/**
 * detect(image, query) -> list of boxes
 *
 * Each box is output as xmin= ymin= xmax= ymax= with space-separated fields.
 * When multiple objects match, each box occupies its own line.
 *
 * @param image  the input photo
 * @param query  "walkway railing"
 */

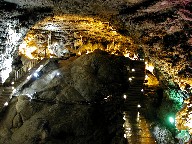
xmin=14 ymin=59 xmax=39 ymax=81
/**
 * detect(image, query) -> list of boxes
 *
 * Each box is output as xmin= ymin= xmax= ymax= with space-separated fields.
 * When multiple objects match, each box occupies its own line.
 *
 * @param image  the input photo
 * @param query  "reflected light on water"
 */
xmin=123 ymin=111 xmax=156 ymax=144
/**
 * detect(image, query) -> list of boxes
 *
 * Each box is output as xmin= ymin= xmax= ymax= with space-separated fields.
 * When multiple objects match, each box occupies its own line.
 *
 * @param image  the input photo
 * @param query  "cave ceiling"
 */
xmin=19 ymin=14 xmax=133 ymax=59
xmin=0 ymin=0 xmax=192 ymax=89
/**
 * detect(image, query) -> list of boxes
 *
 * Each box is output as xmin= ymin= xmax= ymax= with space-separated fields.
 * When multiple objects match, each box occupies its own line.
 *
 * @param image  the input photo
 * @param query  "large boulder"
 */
xmin=0 ymin=51 xmax=129 ymax=144
xmin=18 ymin=50 xmax=129 ymax=102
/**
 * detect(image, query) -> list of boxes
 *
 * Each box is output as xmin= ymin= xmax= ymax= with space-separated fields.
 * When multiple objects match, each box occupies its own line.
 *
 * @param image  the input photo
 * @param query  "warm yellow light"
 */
xmin=146 ymin=63 xmax=154 ymax=74
xmin=19 ymin=35 xmax=38 ymax=59
xmin=19 ymin=14 xmax=136 ymax=59
xmin=78 ymin=51 xmax=81 ymax=55
xmin=145 ymin=73 xmax=159 ymax=86
xmin=133 ymin=54 xmax=138 ymax=60
xmin=124 ymin=53 xmax=130 ymax=58
xmin=26 ymin=46 xmax=37 ymax=59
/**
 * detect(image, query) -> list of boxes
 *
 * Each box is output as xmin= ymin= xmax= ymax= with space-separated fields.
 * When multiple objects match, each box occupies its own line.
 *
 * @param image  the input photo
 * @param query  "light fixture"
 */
xmin=129 ymin=78 xmax=132 ymax=81
xmin=137 ymin=104 xmax=141 ymax=108
xmin=4 ymin=102 xmax=8 ymax=106
xmin=27 ymin=75 xmax=31 ymax=80
xmin=12 ymin=87 xmax=14 ymax=90
xmin=56 ymin=72 xmax=60 ymax=76
xmin=123 ymin=94 xmax=127 ymax=99
xmin=12 ymin=89 xmax=16 ymax=93
xmin=169 ymin=117 xmax=175 ymax=124
xmin=141 ymin=89 xmax=144 ymax=92
xmin=11 ymin=82 xmax=14 ymax=85
xmin=131 ymin=69 xmax=135 ymax=72
xmin=33 ymin=72 xmax=39 ymax=78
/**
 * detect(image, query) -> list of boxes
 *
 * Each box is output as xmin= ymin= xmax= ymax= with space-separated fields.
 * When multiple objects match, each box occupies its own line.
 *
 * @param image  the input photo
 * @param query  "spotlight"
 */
xmin=123 ymin=94 xmax=127 ymax=99
xmin=27 ymin=75 xmax=31 ymax=80
xmin=129 ymin=78 xmax=132 ymax=81
xmin=131 ymin=69 xmax=135 ymax=72
xmin=4 ymin=102 xmax=8 ymax=106
xmin=169 ymin=117 xmax=175 ymax=124
xmin=137 ymin=104 xmax=141 ymax=108
xmin=33 ymin=72 xmax=39 ymax=78
xmin=56 ymin=72 xmax=60 ymax=76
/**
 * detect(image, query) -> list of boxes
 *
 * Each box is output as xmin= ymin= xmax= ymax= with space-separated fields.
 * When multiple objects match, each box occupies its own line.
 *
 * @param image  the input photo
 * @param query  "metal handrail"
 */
xmin=14 ymin=59 xmax=39 ymax=81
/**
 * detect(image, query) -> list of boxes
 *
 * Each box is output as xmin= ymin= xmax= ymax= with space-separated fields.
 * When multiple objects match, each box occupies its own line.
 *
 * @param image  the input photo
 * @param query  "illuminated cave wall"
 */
xmin=0 ymin=1 xmax=191 ymax=88
xmin=18 ymin=14 xmax=135 ymax=59
xmin=0 ymin=1 xmax=192 ymax=134
xmin=1 ymin=19 xmax=23 ymax=83
xmin=0 ymin=5 xmax=24 ymax=83
xmin=0 ymin=2 xmax=52 ymax=83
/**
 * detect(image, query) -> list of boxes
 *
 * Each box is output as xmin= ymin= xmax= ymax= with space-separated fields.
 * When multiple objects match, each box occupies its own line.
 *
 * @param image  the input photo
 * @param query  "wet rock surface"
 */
xmin=0 ymin=51 xmax=129 ymax=144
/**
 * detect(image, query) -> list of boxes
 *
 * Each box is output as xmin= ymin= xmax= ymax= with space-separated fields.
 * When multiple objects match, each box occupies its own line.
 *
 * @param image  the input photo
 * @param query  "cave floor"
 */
xmin=123 ymin=111 xmax=156 ymax=144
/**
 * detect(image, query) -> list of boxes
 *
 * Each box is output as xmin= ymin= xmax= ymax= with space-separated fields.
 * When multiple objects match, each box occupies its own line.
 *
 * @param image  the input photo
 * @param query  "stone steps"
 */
xmin=123 ymin=61 xmax=156 ymax=143
xmin=124 ymin=67 xmax=145 ymax=109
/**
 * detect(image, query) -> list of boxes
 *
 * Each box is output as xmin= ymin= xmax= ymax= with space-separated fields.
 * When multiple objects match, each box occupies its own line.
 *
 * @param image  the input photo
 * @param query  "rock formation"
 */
xmin=0 ymin=50 xmax=129 ymax=144
xmin=0 ymin=0 xmax=192 ymax=143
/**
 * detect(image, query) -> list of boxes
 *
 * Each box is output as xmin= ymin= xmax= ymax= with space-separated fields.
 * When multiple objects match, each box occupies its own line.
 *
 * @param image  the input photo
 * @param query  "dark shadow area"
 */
xmin=118 ymin=0 xmax=161 ymax=15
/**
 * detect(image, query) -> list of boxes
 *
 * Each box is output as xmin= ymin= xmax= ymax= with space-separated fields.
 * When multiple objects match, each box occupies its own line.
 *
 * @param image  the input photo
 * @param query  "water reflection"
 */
xmin=123 ymin=111 xmax=156 ymax=144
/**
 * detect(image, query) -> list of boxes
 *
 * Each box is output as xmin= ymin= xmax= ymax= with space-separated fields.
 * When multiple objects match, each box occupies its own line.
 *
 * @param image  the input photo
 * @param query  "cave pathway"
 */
xmin=0 ymin=58 xmax=50 ymax=110
xmin=123 ymin=60 xmax=156 ymax=144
